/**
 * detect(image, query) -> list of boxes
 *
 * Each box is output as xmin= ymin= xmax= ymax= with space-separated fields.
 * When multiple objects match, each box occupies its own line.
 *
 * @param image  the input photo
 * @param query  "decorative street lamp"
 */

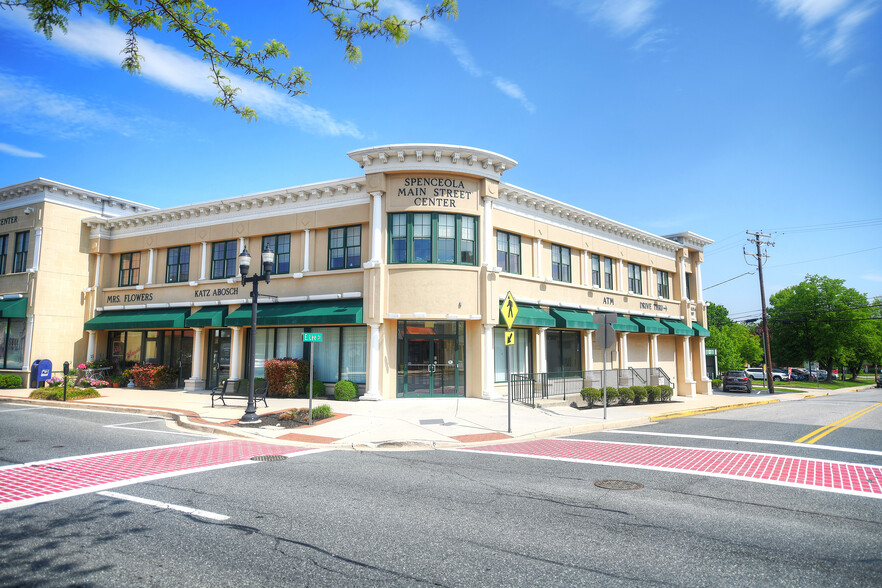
xmin=238 ymin=243 xmax=274 ymax=423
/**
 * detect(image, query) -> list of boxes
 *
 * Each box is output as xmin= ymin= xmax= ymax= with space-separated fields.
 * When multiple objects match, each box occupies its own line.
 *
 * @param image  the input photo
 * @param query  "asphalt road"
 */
xmin=1 ymin=391 xmax=880 ymax=587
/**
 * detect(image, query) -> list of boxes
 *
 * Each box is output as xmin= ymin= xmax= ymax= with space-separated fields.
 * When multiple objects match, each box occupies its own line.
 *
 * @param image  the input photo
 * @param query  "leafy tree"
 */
xmin=726 ymin=323 xmax=763 ymax=366
xmin=708 ymin=325 xmax=740 ymax=372
xmin=706 ymin=301 xmax=732 ymax=329
xmin=768 ymin=275 xmax=872 ymax=381
xmin=4 ymin=0 xmax=458 ymax=120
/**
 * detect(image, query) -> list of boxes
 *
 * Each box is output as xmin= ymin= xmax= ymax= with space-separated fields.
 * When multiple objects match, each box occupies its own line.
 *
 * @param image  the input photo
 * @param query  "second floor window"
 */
xmin=211 ymin=240 xmax=238 ymax=279
xmin=657 ymin=270 xmax=670 ymax=299
xmin=497 ymin=231 xmax=521 ymax=274
xmin=262 ymin=234 xmax=291 ymax=274
xmin=604 ymin=257 xmax=614 ymax=290
xmin=0 ymin=235 xmax=7 ymax=274
xmin=12 ymin=232 xmax=28 ymax=273
xmin=389 ymin=213 xmax=477 ymax=266
xmin=166 ymin=246 xmax=190 ymax=283
xmin=118 ymin=252 xmax=140 ymax=287
xmin=328 ymin=226 xmax=360 ymax=270
xmin=628 ymin=263 xmax=643 ymax=295
xmin=686 ymin=273 xmax=693 ymax=300
xmin=590 ymin=254 xmax=601 ymax=287
xmin=551 ymin=244 xmax=571 ymax=282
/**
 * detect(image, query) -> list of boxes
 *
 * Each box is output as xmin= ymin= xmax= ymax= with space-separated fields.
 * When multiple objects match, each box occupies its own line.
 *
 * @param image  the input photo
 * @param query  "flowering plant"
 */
xmin=77 ymin=364 xmax=86 ymax=370
xmin=46 ymin=377 xmax=65 ymax=387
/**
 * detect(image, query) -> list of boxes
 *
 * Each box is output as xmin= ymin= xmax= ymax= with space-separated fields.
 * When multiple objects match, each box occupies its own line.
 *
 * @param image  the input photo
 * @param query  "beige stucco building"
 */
xmin=1 ymin=144 xmax=713 ymax=399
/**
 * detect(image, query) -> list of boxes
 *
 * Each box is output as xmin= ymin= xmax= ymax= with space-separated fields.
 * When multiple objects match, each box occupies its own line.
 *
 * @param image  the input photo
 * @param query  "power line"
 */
xmin=767 ymin=245 xmax=882 ymax=268
xmin=704 ymin=271 xmax=754 ymax=290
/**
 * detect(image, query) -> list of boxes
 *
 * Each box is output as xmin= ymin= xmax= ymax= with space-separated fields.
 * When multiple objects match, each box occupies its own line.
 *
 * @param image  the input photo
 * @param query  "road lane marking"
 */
xmin=97 ymin=491 xmax=230 ymax=521
xmin=608 ymin=430 xmax=882 ymax=457
xmin=104 ymin=418 xmax=206 ymax=437
xmin=795 ymin=402 xmax=882 ymax=444
xmin=452 ymin=438 xmax=882 ymax=499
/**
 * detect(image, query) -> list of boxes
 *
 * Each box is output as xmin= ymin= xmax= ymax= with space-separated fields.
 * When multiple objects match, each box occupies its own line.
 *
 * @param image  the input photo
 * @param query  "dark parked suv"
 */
xmin=722 ymin=370 xmax=753 ymax=393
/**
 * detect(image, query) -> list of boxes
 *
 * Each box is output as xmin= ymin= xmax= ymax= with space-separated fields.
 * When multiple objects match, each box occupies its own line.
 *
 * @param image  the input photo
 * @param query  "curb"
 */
xmin=649 ymin=398 xmax=781 ymax=421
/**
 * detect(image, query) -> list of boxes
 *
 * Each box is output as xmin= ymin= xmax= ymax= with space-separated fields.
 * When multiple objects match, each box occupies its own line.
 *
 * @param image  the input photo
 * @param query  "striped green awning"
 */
xmin=185 ymin=306 xmax=228 ymax=327
xmin=499 ymin=304 xmax=555 ymax=328
xmin=611 ymin=315 xmax=639 ymax=333
xmin=661 ymin=319 xmax=694 ymax=336
xmin=632 ymin=316 xmax=668 ymax=334
xmin=692 ymin=323 xmax=711 ymax=337
xmin=0 ymin=297 xmax=27 ymax=318
xmin=84 ymin=308 xmax=188 ymax=330
xmin=225 ymin=299 xmax=363 ymax=327
xmin=549 ymin=307 xmax=598 ymax=330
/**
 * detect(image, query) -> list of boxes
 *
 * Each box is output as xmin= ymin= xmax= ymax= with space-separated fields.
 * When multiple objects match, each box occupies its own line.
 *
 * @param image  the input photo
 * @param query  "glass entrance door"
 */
xmin=397 ymin=321 xmax=465 ymax=397
xmin=207 ymin=329 xmax=231 ymax=389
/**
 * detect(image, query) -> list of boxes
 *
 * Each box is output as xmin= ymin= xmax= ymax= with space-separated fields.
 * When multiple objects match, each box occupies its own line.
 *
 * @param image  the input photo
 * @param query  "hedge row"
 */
xmin=580 ymin=385 xmax=673 ymax=407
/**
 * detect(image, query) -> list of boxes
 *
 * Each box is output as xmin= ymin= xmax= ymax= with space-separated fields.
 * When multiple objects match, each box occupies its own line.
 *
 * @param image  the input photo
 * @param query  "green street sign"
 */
xmin=302 ymin=333 xmax=323 ymax=343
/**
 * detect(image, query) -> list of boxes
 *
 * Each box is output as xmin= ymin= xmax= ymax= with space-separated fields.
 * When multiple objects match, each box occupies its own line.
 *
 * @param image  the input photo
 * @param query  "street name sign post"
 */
xmin=302 ymin=332 xmax=322 ymax=424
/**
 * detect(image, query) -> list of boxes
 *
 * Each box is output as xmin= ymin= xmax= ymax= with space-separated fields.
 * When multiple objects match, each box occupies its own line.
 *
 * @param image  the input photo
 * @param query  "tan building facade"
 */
xmin=3 ymin=144 xmax=713 ymax=398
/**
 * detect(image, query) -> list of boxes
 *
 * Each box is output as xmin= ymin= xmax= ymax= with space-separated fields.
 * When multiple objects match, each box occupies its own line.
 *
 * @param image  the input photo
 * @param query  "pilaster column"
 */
xmin=483 ymin=197 xmax=493 ymax=267
xmin=370 ymin=192 xmax=383 ymax=264
xmin=650 ymin=334 xmax=659 ymax=368
xmin=94 ymin=253 xmax=102 ymax=289
xmin=538 ymin=327 xmax=548 ymax=373
xmin=584 ymin=330 xmax=594 ymax=371
xmin=617 ymin=259 xmax=625 ymax=292
xmin=237 ymin=237 xmax=246 ymax=279
xmin=200 ymin=242 xmax=208 ymax=280
xmin=229 ymin=327 xmax=242 ymax=380
xmin=536 ymin=238 xmax=543 ymax=279
xmin=679 ymin=253 xmax=687 ymax=301
xmin=695 ymin=260 xmax=704 ymax=303
xmin=87 ymin=331 xmax=96 ymax=362
xmin=684 ymin=336 xmax=694 ymax=382
xmin=582 ymin=251 xmax=588 ymax=286
xmin=185 ymin=327 xmax=205 ymax=390
xmin=618 ymin=332 xmax=629 ymax=369
xmin=303 ymin=229 xmax=311 ymax=273
xmin=146 ymin=248 xmax=154 ymax=284
xmin=483 ymin=325 xmax=498 ymax=399
xmin=30 ymin=227 xmax=43 ymax=271
xmin=363 ymin=324 xmax=383 ymax=400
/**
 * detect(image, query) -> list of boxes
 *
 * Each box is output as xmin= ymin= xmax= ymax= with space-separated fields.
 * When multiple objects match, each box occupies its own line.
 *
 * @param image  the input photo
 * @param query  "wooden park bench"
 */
xmin=211 ymin=379 xmax=268 ymax=408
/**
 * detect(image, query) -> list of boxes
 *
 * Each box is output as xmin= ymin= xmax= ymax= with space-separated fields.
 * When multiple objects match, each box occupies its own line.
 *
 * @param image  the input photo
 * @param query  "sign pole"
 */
xmin=507 ymin=343 xmax=512 ymax=433
xmin=501 ymin=292 xmax=519 ymax=435
xmin=309 ymin=342 xmax=314 ymax=426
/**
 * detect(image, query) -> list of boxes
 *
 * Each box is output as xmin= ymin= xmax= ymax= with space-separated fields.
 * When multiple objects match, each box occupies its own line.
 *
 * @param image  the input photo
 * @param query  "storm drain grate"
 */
xmin=250 ymin=455 xmax=288 ymax=462
xmin=594 ymin=480 xmax=643 ymax=490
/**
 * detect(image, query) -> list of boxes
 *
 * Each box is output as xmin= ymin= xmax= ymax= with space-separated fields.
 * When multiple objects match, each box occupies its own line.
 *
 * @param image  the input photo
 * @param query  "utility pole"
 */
xmin=745 ymin=231 xmax=775 ymax=394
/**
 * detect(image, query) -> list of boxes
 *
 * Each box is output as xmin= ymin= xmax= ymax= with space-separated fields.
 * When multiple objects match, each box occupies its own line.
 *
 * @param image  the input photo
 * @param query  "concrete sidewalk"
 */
xmin=0 ymin=384 xmax=871 ymax=450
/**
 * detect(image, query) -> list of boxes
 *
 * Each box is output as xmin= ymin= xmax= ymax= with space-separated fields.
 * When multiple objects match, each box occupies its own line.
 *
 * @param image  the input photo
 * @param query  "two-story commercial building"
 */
xmin=2 ymin=144 xmax=712 ymax=398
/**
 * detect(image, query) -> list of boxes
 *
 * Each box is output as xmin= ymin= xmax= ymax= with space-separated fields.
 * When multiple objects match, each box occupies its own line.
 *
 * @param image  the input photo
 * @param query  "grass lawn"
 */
xmin=774 ymin=379 xmax=876 ymax=391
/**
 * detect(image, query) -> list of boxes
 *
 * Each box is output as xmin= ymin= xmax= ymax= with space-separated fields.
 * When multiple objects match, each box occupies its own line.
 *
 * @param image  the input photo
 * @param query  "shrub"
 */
xmin=659 ymin=385 xmax=674 ymax=402
xmin=646 ymin=385 xmax=661 ymax=403
xmin=617 ymin=387 xmax=634 ymax=405
xmin=278 ymin=404 xmax=334 ymax=422
xmin=631 ymin=386 xmax=647 ymax=404
xmin=310 ymin=379 xmax=326 ymax=398
xmin=0 ymin=374 xmax=23 ymax=388
xmin=129 ymin=364 xmax=178 ymax=389
xmin=30 ymin=387 xmax=101 ymax=400
xmin=312 ymin=404 xmax=333 ymax=420
xmin=712 ymin=378 xmax=723 ymax=389
xmin=580 ymin=387 xmax=602 ymax=407
xmin=334 ymin=380 xmax=358 ymax=401
xmin=264 ymin=358 xmax=310 ymax=397
xmin=604 ymin=386 xmax=618 ymax=404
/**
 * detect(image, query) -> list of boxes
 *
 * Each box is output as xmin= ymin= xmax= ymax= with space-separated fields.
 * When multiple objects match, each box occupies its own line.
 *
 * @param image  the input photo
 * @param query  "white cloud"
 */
xmin=384 ymin=0 xmax=534 ymax=111
xmin=558 ymin=0 xmax=659 ymax=35
xmin=861 ymin=273 xmax=882 ymax=283
xmin=0 ymin=9 xmax=361 ymax=137
xmin=764 ymin=0 xmax=879 ymax=63
xmin=0 ymin=142 xmax=44 ymax=158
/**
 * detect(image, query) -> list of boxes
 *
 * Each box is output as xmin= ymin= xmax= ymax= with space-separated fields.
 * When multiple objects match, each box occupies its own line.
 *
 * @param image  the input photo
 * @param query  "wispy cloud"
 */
xmin=384 ymin=0 xmax=536 ymax=112
xmin=763 ymin=0 xmax=880 ymax=63
xmin=861 ymin=273 xmax=882 ymax=283
xmin=0 ymin=9 xmax=361 ymax=137
xmin=0 ymin=142 xmax=44 ymax=158
xmin=554 ymin=0 xmax=667 ymax=52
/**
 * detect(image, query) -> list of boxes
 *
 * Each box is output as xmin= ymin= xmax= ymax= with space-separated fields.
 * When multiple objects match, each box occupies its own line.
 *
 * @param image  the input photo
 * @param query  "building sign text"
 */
xmin=106 ymin=292 xmax=154 ymax=304
xmin=640 ymin=301 xmax=668 ymax=312
xmin=398 ymin=177 xmax=473 ymax=208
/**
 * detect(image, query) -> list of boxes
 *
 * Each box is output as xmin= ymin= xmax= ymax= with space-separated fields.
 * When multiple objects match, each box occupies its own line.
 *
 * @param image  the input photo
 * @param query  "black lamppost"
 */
xmin=238 ymin=244 xmax=274 ymax=423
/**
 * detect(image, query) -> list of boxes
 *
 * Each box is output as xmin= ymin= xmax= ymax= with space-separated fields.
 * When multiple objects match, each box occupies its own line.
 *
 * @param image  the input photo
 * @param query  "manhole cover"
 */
xmin=250 ymin=455 xmax=288 ymax=462
xmin=594 ymin=480 xmax=643 ymax=490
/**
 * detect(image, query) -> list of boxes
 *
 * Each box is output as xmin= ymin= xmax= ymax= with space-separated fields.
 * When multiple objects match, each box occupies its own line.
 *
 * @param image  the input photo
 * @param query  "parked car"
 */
xmin=789 ymin=368 xmax=816 ymax=381
xmin=723 ymin=370 xmax=753 ymax=393
xmin=771 ymin=368 xmax=790 ymax=381
xmin=744 ymin=368 xmax=765 ymax=380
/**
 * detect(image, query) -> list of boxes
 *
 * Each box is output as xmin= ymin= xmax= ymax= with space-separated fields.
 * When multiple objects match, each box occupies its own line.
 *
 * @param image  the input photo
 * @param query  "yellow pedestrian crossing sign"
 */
xmin=502 ymin=291 xmax=518 ymax=330
xmin=505 ymin=330 xmax=515 ymax=346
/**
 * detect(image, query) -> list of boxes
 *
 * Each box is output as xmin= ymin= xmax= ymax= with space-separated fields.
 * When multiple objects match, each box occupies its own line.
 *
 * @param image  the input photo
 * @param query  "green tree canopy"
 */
xmin=706 ymin=301 xmax=732 ymax=329
xmin=4 ymin=0 xmax=458 ymax=120
xmin=704 ymin=302 xmax=763 ymax=373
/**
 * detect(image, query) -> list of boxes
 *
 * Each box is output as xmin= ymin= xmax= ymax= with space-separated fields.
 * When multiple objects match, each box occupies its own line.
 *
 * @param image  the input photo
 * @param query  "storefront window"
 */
xmin=4 ymin=318 xmax=26 ymax=369
xmin=494 ymin=327 xmax=532 ymax=382
xmin=125 ymin=331 xmax=143 ymax=364
xmin=252 ymin=326 xmax=365 ymax=383
xmin=341 ymin=326 xmax=367 ymax=384
xmin=546 ymin=330 xmax=581 ymax=376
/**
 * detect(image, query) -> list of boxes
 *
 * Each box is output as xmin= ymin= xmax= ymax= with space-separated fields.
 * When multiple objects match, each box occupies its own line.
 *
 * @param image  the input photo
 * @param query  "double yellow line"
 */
xmin=796 ymin=402 xmax=882 ymax=444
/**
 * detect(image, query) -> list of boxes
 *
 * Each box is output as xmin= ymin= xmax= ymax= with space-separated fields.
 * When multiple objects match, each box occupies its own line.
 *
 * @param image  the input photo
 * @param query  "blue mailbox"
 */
xmin=30 ymin=359 xmax=52 ymax=388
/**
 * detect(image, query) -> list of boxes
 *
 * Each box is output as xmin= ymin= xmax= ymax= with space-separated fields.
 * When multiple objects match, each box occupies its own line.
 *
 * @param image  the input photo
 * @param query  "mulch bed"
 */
xmin=236 ymin=410 xmax=332 ymax=429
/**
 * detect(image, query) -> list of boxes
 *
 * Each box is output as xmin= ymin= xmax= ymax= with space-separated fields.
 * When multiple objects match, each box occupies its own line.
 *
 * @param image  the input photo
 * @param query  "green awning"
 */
xmin=185 ymin=306 xmax=228 ymax=327
xmin=549 ymin=307 xmax=598 ymax=330
xmin=692 ymin=323 xmax=711 ymax=337
xmin=611 ymin=315 xmax=639 ymax=333
xmin=225 ymin=299 xmax=363 ymax=327
xmin=84 ymin=308 xmax=188 ymax=331
xmin=632 ymin=316 xmax=669 ymax=334
xmin=499 ymin=304 xmax=555 ymax=327
xmin=661 ymin=319 xmax=694 ymax=336
xmin=0 ymin=297 xmax=27 ymax=318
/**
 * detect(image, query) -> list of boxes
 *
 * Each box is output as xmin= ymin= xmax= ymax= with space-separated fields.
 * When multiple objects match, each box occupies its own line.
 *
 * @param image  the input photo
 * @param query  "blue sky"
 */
xmin=1 ymin=0 xmax=880 ymax=319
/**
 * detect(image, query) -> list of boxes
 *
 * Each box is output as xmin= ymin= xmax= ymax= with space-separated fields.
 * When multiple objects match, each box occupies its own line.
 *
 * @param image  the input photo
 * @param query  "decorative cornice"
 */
xmin=0 ymin=178 xmax=156 ymax=216
xmin=497 ymin=182 xmax=682 ymax=255
xmin=347 ymin=144 xmax=517 ymax=180
xmin=662 ymin=231 xmax=714 ymax=250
